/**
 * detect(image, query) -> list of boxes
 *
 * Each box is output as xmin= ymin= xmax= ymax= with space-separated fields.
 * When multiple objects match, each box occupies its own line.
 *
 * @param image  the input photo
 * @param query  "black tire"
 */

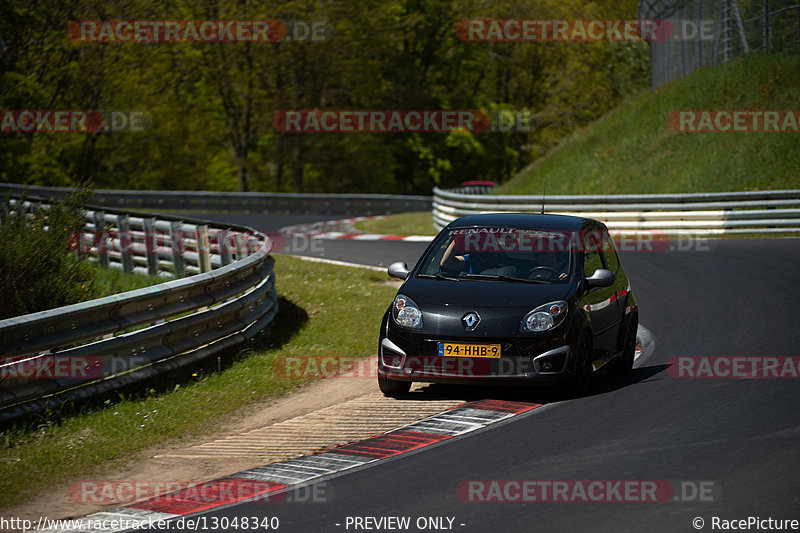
xmin=608 ymin=318 xmax=637 ymax=376
xmin=570 ymin=334 xmax=593 ymax=394
xmin=378 ymin=374 xmax=411 ymax=397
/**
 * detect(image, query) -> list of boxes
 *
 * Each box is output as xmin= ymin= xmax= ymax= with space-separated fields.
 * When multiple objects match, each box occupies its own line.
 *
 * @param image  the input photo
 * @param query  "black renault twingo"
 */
xmin=377 ymin=213 xmax=638 ymax=397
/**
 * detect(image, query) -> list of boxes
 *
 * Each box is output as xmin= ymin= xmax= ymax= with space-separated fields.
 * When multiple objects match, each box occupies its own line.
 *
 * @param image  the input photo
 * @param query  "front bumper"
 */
xmin=378 ymin=335 xmax=575 ymax=386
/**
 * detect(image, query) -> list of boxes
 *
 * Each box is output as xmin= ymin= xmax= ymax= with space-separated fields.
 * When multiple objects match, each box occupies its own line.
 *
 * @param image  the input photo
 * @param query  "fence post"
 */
xmin=170 ymin=220 xmax=184 ymax=277
xmin=117 ymin=214 xmax=134 ymax=274
xmin=143 ymin=217 xmax=159 ymax=276
xmin=763 ymin=0 xmax=771 ymax=49
xmin=698 ymin=0 xmax=704 ymax=66
xmin=93 ymin=210 xmax=109 ymax=267
xmin=218 ymin=229 xmax=233 ymax=266
xmin=732 ymin=0 xmax=750 ymax=53
xmin=235 ymin=233 xmax=249 ymax=259
xmin=196 ymin=224 xmax=211 ymax=273
xmin=680 ymin=0 xmax=687 ymax=78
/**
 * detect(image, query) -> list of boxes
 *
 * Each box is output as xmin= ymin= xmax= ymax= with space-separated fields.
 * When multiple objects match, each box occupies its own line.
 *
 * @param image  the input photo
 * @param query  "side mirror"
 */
xmin=586 ymin=268 xmax=614 ymax=288
xmin=387 ymin=261 xmax=410 ymax=280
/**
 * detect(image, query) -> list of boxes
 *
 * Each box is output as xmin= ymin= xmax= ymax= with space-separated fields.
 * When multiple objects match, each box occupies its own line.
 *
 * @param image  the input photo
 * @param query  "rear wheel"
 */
xmin=378 ymin=373 xmax=411 ymax=397
xmin=608 ymin=318 xmax=637 ymax=376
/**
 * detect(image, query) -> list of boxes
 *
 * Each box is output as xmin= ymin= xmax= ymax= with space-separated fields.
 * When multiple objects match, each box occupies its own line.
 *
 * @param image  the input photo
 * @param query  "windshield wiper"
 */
xmin=464 ymin=274 xmax=549 ymax=284
xmin=418 ymin=273 xmax=461 ymax=281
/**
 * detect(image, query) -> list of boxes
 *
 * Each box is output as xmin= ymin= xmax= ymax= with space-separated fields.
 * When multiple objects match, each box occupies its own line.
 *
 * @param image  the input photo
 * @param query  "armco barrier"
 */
xmin=433 ymin=187 xmax=800 ymax=235
xmin=0 ymin=183 xmax=432 ymax=216
xmin=0 ymin=197 xmax=277 ymax=425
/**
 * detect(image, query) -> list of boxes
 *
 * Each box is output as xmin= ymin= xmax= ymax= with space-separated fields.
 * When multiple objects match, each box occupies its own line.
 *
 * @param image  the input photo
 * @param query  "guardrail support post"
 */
xmin=196 ymin=224 xmax=211 ymax=273
xmin=117 ymin=214 xmax=134 ymax=274
xmin=93 ymin=210 xmax=109 ymax=267
xmin=235 ymin=233 xmax=249 ymax=259
xmin=143 ymin=217 xmax=159 ymax=276
xmin=218 ymin=229 xmax=233 ymax=266
xmin=170 ymin=221 xmax=184 ymax=277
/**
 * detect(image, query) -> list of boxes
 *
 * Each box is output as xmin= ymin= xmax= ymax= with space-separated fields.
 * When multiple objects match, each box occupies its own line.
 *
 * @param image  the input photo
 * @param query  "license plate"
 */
xmin=438 ymin=343 xmax=501 ymax=358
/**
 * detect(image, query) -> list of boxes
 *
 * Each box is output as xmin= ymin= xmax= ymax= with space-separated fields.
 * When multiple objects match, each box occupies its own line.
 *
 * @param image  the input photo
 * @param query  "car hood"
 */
xmin=401 ymin=277 xmax=573 ymax=309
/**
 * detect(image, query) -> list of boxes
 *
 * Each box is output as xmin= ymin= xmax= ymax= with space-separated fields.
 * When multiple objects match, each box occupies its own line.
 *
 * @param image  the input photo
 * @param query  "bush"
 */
xmin=0 ymin=188 xmax=96 ymax=319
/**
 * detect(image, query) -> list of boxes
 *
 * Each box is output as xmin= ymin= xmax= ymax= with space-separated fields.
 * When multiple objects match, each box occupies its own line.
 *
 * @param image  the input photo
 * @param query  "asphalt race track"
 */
xmin=147 ymin=216 xmax=800 ymax=532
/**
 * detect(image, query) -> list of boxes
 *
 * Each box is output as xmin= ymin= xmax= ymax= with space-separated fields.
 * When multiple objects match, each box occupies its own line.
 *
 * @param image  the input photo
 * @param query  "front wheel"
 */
xmin=378 ymin=373 xmax=411 ymax=397
xmin=570 ymin=334 xmax=593 ymax=394
xmin=608 ymin=318 xmax=637 ymax=376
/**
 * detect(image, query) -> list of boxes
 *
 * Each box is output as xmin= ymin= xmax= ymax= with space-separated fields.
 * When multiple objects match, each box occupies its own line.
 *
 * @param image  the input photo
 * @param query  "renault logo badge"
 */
xmin=461 ymin=312 xmax=480 ymax=330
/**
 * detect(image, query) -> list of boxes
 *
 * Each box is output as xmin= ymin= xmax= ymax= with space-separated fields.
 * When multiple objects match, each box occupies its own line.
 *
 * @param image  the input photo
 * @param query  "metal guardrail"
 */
xmin=0 ymin=183 xmax=432 ymax=216
xmin=10 ymin=198 xmax=261 ymax=277
xmin=433 ymin=186 xmax=800 ymax=235
xmin=0 ymin=197 xmax=278 ymax=425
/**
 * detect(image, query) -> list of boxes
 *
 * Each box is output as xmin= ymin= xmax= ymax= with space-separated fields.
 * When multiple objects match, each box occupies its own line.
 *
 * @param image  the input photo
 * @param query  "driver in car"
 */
xmin=528 ymin=251 xmax=568 ymax=280
xmin=440 ymin=239 xmax=510 ymax=274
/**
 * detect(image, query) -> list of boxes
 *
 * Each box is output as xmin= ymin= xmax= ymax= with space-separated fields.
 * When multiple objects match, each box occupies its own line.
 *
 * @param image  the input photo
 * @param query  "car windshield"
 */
xmin=417 ymin=227 xmax=573 ymax=283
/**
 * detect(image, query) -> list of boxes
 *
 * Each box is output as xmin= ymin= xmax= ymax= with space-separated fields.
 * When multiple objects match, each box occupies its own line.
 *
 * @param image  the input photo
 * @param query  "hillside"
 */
xmin=496 ymin=51 xmax=800 ymax=195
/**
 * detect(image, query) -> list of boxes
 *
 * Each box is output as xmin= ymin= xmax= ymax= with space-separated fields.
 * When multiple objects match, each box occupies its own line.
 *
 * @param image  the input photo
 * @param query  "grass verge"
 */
xmin=0 ymin=255 xmax=396 ymax=510
xmin=92 ymin=267 xmax=164 ymax=298
xmin=352 ymin=212 xmax=438 ymax=236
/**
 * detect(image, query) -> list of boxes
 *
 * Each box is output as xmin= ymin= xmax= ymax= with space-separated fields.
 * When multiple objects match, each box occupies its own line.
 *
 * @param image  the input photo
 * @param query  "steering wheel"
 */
xmin=527 ymin=266 xmax=561 ymax=279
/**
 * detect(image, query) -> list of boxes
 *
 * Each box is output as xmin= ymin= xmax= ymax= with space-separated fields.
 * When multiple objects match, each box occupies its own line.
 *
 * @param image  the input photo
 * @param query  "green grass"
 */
xmin=352 ymin=212 xmax=438 ymax=236
xmin=497 ymin=50 xmax=800 ymax=195
xmin=0 ymin=255 xmax=397 ymax=510
xmin=92 ymin=267 xmax=164 ymax=298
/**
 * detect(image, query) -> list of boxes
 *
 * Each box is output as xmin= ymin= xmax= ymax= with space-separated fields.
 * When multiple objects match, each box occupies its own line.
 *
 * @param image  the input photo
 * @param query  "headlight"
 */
xmin=520 ymin=301 xmax=568 ymax=332
xmin=392 ymin=294 xmax=423 ymax=329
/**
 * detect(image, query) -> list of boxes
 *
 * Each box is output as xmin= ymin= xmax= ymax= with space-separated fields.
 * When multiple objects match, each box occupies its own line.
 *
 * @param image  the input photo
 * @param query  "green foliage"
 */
xmin=0 ymin=188 xmax=97 ymax=319
xmin=0 ymin=0 xmax=646 ymax=194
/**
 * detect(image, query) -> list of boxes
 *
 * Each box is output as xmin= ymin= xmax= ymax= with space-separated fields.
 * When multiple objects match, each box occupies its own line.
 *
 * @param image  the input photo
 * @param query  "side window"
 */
xmin=601 ymin=231 xmax=619 ymax=273
xmin=582 ymin=232 xmax=602 ymax=278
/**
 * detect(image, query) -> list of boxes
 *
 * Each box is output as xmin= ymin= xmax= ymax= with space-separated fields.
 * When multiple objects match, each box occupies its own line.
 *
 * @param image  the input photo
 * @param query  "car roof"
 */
xmin=445 ymin=213 xmax=604 ymax=231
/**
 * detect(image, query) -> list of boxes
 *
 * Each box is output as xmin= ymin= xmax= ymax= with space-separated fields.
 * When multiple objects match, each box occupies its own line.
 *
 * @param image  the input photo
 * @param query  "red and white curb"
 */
xmin=308 ymin=231 xmax=433 ymax=242
xmin=280 ymin=216 xmax=434 ymax=244
xmin=37 ymin=399 xmax=540 ymax=532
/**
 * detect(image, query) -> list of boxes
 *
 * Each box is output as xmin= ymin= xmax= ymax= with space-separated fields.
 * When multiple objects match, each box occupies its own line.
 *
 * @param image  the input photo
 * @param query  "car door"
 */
xmin=601 ymin=228 xmax=629 ymax=338
xmin=580 ymin=227 xmax=618 ymax=356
